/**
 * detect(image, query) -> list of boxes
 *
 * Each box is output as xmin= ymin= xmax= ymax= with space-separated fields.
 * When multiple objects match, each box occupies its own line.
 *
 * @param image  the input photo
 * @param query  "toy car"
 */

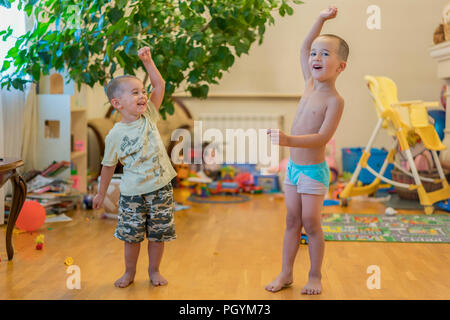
xmin=300 ymin=233 xmax=308 ymax=245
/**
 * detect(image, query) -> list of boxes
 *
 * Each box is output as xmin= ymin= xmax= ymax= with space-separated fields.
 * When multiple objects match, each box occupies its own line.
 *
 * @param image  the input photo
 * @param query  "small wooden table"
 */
xmin=0 ymin=158 xmax=27 ymax=260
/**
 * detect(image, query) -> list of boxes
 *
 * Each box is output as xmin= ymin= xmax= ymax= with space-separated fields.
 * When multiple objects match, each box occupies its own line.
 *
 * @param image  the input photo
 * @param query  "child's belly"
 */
xmin=289 ymin=146 xmax=326 ymax=165
xmin=289 ymin=118 xmax=326 ymax=165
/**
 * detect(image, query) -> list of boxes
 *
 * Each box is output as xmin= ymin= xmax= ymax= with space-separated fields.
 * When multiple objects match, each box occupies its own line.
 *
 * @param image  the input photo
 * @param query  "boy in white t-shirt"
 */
xmin=93 ymin=47 xmax=177 ymax=288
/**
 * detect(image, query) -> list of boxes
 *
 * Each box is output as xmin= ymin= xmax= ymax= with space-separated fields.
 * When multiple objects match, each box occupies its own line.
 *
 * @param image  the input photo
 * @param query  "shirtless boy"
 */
xmin=266 ymin=6 xmax=348 ymax=295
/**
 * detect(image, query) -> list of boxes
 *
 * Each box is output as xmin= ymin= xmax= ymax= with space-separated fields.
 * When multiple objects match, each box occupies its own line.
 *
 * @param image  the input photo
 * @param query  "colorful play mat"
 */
xmin=321 ymin=213 xmax=450 ymax=243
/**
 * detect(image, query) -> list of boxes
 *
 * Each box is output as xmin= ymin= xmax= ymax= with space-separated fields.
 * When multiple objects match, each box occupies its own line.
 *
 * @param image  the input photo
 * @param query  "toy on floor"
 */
xmin=323 ymin=199 xmax=340 ymax=206
xmin=35 ymin=234 xmax=45 ymax=250
xmin=174 ymin=162 xmax=190 ymax=187
xmin=16 ymin=200 xmax=46 ymax=232
xmin=83 ymin=194 xmax=93 ymax=209
xmin=300 ymin=233 xmax=308 ymax=245
xmin=195 ymin=183 xmax=210 ymax=197
xmin=436 ymin=200 xmax=450 ymax=212
xmin=187 ymin=170 xmax=213 ymax=184
xmin=187 ymin=167 xmax=255 ymax=203
xmin=187 ymin=170 xmax=213 ymax=197
xmin=253 ymin=173 xmax=280 ymax=193
xmin=208 ymin=181 xmax=240 ymax=194
xmin=234 ymin=172 xmax=263 ymax=194
xmin=220 ymin=166 xmax=236 ymax=180
xmin=64 ymin=257 xmax=74 ymax=266
xmin=385 ymin=207 xmax=398 ymax=216
xmin=332 ymin=182 xmax=344 ymax=199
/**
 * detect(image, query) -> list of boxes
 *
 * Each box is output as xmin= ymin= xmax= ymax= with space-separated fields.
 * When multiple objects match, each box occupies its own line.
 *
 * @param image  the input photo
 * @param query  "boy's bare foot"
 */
xmin=149 ymin=270 xmax=168 ymax=286
xmin=114 ymin=271 xmax=135 ymax=288
xmin=265 ymin=273 xmax=293 ymax=293
xmin=301 ymin=276 xmax=322 ymax=295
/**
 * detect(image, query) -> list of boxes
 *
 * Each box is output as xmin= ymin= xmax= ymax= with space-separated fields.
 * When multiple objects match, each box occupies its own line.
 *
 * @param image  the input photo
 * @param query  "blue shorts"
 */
xmin=284 ymin=158 xmax=330 ymax=195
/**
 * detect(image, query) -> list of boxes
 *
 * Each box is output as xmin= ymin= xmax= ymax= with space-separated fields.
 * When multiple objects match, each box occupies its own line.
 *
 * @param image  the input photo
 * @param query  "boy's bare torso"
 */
xmin=290 ymin=80 xmax=340 ymax=165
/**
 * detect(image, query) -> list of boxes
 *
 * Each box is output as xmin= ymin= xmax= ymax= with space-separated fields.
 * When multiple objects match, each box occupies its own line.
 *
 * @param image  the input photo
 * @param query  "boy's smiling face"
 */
xmin=309 ymin=36 xmax=346 ymax=81
xmin=112 ymin=78 xmax=148 ymax=120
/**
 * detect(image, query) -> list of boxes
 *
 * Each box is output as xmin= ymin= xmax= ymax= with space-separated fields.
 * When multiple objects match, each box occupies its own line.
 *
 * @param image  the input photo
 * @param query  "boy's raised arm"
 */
xmin=138 ymin=47 xmax=166 ymax=110
xmin=300 ymin=6 xmax=338 ymax=82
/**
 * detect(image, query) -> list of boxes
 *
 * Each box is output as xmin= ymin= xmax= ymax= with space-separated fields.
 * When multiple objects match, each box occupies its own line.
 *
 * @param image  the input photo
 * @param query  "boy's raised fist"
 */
xmin=138 ymin=46 xmax=152 ymax=63
xmin=320 ymin=6 xmax=338 ymax=20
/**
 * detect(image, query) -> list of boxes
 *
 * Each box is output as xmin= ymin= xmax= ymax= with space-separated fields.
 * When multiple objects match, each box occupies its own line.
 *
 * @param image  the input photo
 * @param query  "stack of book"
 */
xmin=14 ymin=161 xmax=81 ymax=216
xmin=2 ymin=161 xmax=83 ymax=224
xmin=26 ymin=192 xmax=80 ymax=214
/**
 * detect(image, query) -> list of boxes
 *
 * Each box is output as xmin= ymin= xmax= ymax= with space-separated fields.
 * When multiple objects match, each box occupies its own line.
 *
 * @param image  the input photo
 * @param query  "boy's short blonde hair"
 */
xmin=320 ymin=34 xmax=349 ymax=62
xmin=106 ymin=75 xmax=141 ymax=103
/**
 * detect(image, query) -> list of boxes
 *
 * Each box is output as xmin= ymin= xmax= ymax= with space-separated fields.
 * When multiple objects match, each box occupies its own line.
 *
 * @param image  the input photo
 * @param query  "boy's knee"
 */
xmin=302 ymin=217 xmax=321 ymax=235
xmin=285 ymin=214 xmax=301 ymax=231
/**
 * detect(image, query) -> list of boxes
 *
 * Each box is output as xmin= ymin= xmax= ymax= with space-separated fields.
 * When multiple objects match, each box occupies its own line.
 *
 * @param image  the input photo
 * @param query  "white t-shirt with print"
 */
xmin=101 ymin=102 xmax=177 ymax=196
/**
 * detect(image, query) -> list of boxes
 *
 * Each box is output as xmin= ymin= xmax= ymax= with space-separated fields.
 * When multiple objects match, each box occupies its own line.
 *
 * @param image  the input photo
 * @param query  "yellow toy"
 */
xmin=340 ymin=75 xmax=450 ymax=214
xmin=35 ymin=234 xmax=44 ymax=250
xmin=64 ymin=257 xmax=74 ymax=266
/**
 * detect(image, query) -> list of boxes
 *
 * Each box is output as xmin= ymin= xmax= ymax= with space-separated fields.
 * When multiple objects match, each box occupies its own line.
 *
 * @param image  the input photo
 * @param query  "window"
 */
xmin=0 ymin=3 xmax=26 ymax=74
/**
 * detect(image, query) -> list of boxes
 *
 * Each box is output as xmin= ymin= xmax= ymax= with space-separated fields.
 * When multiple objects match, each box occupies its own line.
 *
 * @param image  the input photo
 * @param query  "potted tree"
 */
xmin=0 ymin=0 xmax=302 ymax=117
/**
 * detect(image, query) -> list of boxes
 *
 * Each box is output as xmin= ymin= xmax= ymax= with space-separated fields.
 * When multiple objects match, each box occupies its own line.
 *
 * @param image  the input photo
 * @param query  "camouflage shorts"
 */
xmin=114 ymin=183 xmax=176 ymax=243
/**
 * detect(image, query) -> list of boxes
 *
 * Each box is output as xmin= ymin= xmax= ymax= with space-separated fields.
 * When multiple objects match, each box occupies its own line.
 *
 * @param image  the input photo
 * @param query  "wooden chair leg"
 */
xmin=6 ymin=171 xmax=27 ymax=260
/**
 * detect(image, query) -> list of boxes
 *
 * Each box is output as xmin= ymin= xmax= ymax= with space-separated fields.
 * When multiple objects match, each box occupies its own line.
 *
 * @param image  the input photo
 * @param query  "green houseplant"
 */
xmin=0 ymin=0 xmax=302 ymax=117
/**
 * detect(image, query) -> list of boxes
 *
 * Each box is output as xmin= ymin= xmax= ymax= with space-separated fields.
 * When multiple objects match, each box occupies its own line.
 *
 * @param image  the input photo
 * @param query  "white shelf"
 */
xmin=37 ymin=76 xmax=88 ymax=193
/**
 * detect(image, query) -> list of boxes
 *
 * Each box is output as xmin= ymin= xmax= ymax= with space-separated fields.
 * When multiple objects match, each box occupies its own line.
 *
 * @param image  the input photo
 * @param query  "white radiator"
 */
xmin=197 ymin=113 xmax=284 ymax=166
xmin=198 ymin=113 xmax=283 ymax=132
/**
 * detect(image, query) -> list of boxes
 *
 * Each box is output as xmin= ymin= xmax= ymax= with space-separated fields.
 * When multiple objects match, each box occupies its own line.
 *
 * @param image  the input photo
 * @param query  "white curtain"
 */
xmin=21 ymin=83 xmax=38 ymax=171
xmin=0 ymin=86 xmax=32 ymax=224
xmin=1 ymin=87 xmax=28 ymax=160
xmin=0 ymin=5 xmax=28 ymax=224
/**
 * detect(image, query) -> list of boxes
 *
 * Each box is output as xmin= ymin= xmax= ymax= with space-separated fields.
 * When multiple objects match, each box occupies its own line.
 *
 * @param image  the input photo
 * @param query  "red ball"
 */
xmin=16 ymin=200 xmax=46 ymax=232
xmin=36 ymin=243 xmax=43 ymax=250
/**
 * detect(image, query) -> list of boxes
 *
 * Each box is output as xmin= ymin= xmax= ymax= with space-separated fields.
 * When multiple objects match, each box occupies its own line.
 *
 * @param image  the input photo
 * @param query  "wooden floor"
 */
xmin=0 ymin=189 xmax=449 ymax=300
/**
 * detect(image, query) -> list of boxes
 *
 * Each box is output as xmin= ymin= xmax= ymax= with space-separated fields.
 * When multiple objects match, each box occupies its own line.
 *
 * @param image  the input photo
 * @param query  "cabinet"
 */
xmin=36 ymin=72 xmax=88 ymax=193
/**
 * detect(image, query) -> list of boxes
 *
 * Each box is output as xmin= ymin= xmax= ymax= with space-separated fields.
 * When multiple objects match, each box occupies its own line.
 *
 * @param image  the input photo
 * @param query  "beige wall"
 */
xmin=86 ymin=0 xmax=448 ymax=169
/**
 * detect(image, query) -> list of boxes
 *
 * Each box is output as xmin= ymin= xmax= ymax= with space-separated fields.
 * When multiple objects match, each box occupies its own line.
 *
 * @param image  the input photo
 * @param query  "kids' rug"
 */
xmin=321 ymin=213 xmax=450 ymax=243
